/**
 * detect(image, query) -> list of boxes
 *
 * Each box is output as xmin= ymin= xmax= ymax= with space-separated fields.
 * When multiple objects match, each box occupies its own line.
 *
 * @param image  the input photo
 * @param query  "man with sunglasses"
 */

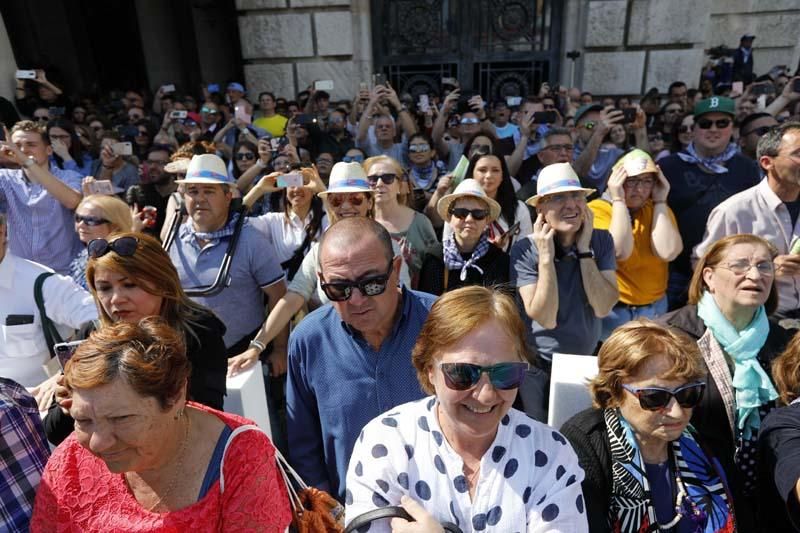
xmin=571 ymin=104 xmax=627 ymax=194
xmin=286 ymin=217 xmax=435 ymax=502
xmin=659 ymin=96 xmax=760 ymax=309
xmin=696 ymin=122 xmax=800 ymax=321
xmin=738 ymin=112 xmax=778 ymax=161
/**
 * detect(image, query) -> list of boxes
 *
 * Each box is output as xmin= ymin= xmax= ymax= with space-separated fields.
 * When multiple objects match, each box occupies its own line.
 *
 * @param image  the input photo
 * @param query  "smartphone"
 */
xmin=359 ymin=82 xmax=368 ymax=92
xmin=441 ymin=77 xmax=458 ymax=87
xmin=142 ymin=206 xmax=157 ymax=228
xmin=16 ymin=70 xmax=36 ymax=80
xmin=112 ymin=141 xmax=133 ymax=156
xmin=54 ymin=340 xmax=84 ymax=370
xmin=419 ymin=94 xmax=430 ymax=113
xmin=752 ymin=84 xmax=776 ymax=96
xmin=277 ymin=172 xmax=304 ymax=188
xmin=372 ymin=72 xmax=387 ymax=87
xmin=234 ymin=104 xmax=251 ymax=125
xmin=169 ymin=110 xmax=188 ymax=120
xmin=620 ymin=108 xmax=637 ymax=124
xmin=207 ymin=83 xmax=220 ymax=93
xmin=506 ymin=96 xmax=522 ymax=107
xmin=793 ymin=78 xmax=800 ymax=93
xmin=532 ymin=111 xmax=557 ymax=124
xmin=314 ymin=80 xmax=334 ymax=91
xmin=161 ymin=84 xmax=176 ymax=93
xmin=87 ymin=179 xmax=115 ymax=195
xmin=295 ymin=114 xmax=317 ymax=126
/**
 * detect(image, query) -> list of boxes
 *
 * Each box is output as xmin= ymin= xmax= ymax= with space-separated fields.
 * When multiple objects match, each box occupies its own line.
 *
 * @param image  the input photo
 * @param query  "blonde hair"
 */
xmin=772 ymin=331 xmax=800 ymax=405
xmin=77 ymin=195 xmax=133 ymax=234
xmin=363 ymin=155 xmax=411 ymax=207
xmin=412 ymin=286 xmax=533 ymax=394
xmin=589 ymin=319 xmax=706 ymax=409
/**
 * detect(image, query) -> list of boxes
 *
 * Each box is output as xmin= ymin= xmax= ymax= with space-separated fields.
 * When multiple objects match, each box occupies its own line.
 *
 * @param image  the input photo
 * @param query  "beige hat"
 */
xmin=525 ymin=162 xmax=595 ymax=207
xmin=174 ymin=154 xmax=233 ymax=184
xmin=164 ymin=157 xmax=191 ymax=174
xmin=317 ymin=162 xmax=372 ymax=198
xmin=436 ymin=179 xmax=501 ymax=221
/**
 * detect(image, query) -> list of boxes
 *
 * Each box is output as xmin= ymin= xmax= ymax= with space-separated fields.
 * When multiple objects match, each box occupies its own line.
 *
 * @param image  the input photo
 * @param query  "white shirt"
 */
xmin=0 ymin=252 xmax=97 ymax=387
xmin=345 ymin=397 xmax=588 ymax=533
xmin=250 ymin=210 xmax=328 ymax=268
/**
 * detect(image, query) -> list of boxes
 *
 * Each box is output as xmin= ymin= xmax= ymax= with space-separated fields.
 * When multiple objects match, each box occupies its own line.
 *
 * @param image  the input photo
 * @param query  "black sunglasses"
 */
xmin=320 ymin=262 xmax=393 ymax=302
xmin=742 ymin=125 xmax=773 ymax=137
xmin=87 ymin=236 xmax=139 ymax=259
xmin=622 ymin=382 xmax=706 ymax=411
xmin=75 ymin=214 xmax=109 ymax=226
xmin=449 ymin=207 xmax=489 ymax=220
xmin=440 ymin=362 xmax=529 ymax=391
xmin=366 ymin=173 xmax=397 ymax=185
xmin=696 ymin=118 xmax=731 ymax=130
xmin=235 ymin=152 xmax=256 ymax=161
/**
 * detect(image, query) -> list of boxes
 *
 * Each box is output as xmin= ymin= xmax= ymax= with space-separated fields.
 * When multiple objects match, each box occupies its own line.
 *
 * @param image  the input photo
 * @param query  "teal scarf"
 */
xmin=697 ymin=291 xmax=777 ymax=440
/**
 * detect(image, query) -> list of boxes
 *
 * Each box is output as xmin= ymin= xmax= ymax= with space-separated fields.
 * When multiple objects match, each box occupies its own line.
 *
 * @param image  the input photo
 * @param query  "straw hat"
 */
xmin=436 ymin=178 xmax=501 ymax=221
xmin=317 ymin=162 xmax=372 ymax=198
xmin=525 ymin=162 xmax=595 ymax=207
xmin=174 ymin=154 xmax=232 ymax=184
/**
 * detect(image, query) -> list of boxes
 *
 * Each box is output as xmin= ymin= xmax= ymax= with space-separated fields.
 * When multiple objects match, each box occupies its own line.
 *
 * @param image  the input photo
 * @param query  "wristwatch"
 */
xmin=576 ymin=251 xmax=594 ymax=260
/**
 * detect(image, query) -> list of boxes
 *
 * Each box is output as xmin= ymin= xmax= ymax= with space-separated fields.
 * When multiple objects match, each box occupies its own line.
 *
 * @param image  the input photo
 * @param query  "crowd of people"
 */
xmin=2 ymin=41 xmax=800 ymax=531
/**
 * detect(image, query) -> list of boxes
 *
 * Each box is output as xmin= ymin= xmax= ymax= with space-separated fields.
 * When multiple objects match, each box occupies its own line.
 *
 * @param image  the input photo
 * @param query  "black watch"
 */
xmin=577 ymin=251 xmax=594 ymax=260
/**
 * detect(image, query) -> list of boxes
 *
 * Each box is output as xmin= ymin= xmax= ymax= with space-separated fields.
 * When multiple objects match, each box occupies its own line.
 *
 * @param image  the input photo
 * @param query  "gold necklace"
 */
xmin=128 ymin=411 xmax=191 ymax=512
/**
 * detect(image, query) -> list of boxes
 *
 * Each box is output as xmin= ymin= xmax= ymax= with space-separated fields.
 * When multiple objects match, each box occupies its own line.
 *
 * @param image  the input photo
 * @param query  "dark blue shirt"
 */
xmin=286 ymin=288 xmax=436 ymax=502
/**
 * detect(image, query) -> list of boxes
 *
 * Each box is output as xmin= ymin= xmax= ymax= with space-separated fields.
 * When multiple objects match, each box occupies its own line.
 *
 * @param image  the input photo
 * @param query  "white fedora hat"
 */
xmin=175 ymin=154 xmax=232 ymax=184
xmin=318 ymin=162 xmax=372 ymax=198
xmin=525 ymin=162 xmax=595 ymax=207
xmin=436 ymin=179 xmax=502 ymax=221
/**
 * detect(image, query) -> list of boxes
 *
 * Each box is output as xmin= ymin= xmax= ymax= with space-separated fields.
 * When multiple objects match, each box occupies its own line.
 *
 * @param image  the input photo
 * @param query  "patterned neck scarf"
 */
xmin=410 ymin=162 xmax=436 ymax=191
xmin=443 ymin=233 xmax=489 ymax=281
xmin=605 ymin=408 xmax=734 ymax=533
xmin=181 ymin=212 xmax=240 ymax=246
xmin=676 ymin=142 xmax=738 ymax=174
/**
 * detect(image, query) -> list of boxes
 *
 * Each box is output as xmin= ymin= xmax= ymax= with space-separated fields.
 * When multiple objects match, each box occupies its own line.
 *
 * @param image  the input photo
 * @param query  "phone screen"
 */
xmin=532 ymin=111 xmax=557 ymax=124
xmin=55 ymin=340 xmax=84 ymax=370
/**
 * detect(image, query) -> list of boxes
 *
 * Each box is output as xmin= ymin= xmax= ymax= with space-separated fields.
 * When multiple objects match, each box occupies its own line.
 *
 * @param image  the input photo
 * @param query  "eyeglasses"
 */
xmin=367 ymin=173 xmax=397 ymax=185
xmin=696 ymin=118 xmax=732 ymax=130
xmin=439 ymin=362 xmax=529 ymax=391
xmin=408 ymin=143 xmax=431 ymax=153
xmin=200 ymin=107 xmax=218 ymax=114
xmin=320 ymin=262 xmax=393 ymax=301
xmin=75 ymin=214 xmax=109 ymax=226
xmin=235 ymin=152 xmax=256 ymax=161
xmin=460 ymin=117 xmax=480 ymax=125
xmin=342 ymin=155 xmax=364 ymax=163
xmin=622 ymin=382 xmax=706 ymax=411
xmin=716 ymin=259 xmax=775 ymax=276
xmin=328 ymin=193 xmax=366 ymax=208
xmin=623 ymin=178 xmax=655 ymax=189
xmin=648 ymin=134 xmax=663 ymax=142
xmin=449 ymin=207 xmax=489 ymax=220
xmin=87 ymin=236 xmax=138 ymax=259
xmin=544 ymin=143 xmax=574 ymax=153
xmin=582 ymin=121 xmax=596 ymax=130
xmin=742 ymin=125 xmax=773 ymax=137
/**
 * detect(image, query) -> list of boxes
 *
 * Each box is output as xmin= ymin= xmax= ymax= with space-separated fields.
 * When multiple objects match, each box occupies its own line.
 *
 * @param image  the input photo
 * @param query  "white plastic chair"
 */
xmin=225 ymin=364 xmax=272 ymax=438
xmin=547 ymin=353 xmax=598 ymax=429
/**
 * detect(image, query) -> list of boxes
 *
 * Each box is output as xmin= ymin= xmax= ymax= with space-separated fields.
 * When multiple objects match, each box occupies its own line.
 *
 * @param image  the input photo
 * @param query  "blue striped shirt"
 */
xmin=0 ymin=164 xmax=82 ymax=274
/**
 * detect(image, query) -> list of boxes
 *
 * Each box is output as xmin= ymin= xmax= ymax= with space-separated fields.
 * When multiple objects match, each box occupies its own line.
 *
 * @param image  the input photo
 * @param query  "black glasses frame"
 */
xmin=320 ymin=262 xmax=394 ymax=302
xmin=622 ymin=382 xmax=706 ymax=411
xmin=87 ymin=236 xmax=139 ymax=259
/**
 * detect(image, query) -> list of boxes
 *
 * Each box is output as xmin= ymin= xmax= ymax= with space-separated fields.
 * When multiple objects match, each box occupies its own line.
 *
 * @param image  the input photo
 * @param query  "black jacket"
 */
xmin=417 ymin=244 xmax=511 ymax=296
xmin=44 ymin=310 xmax=228 ymax=445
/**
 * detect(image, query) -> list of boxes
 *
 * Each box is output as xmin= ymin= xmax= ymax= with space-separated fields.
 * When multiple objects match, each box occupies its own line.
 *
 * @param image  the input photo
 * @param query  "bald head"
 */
xmin=319 ymin=217 xmax=394 ymax=270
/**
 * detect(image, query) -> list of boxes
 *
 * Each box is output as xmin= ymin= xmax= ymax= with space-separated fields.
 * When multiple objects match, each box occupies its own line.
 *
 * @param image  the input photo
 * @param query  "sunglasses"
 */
xmin=320 ymin=262 xmax=393 ymax=301
xmin=408 ymin=143 xmax=431 ymax=153
xmin=75 ymin=214 xmax=109 ymax=226
xmin=328 ymin=193 xmax=366 ymax=208
xmin=460 ymin=117 xmax=480 ymax=125
xmin=440 ymin=362 xmax=529 ymax=391
xmin=622 ymin=382 xmax=706 ymax=411
xmin=678 ymin=125 xmax=692 ymax=134
xmin=449 ymin=207 xmax=489 ymax=220
xmin=367 ymin=173 xmax=397 ymax=185
xmin=235 ymin=152 xmax=256 ymax=161
xmin=200 ymin=107 xmax=218 ymax=114
xmin=582 ymin=121 xmax=596 ymax=130
xmin=742 ymin=125 xmax=773 ymax=137
xmin=696 ymin=118 xmax=731 ymax=130
xmin=342 ymin=155 xmax=364 ymax=163
xmin=87 ymin=236 xmax=138 ymax=259
xmin=623 ymin=178 xmax=655 ymax=189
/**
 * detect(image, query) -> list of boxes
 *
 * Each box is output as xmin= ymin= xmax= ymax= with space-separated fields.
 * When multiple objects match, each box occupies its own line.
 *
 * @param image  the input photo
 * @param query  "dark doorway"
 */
xmin=371 ymin=0 xmax=563 ymax=99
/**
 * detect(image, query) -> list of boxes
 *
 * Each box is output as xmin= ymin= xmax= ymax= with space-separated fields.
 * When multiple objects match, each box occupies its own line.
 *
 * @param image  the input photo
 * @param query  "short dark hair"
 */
xmin=740 ymin=112 xmax=775 ymax=135
xmin=668 ymin=81 xmax=687 ymax=94
xmin=542 ymin=127 xmax=572 ymax=145
xmin=258 ymin=91 xmax=275 ymax=101
xmin=757 ymin=121 xmax=800 ymax=159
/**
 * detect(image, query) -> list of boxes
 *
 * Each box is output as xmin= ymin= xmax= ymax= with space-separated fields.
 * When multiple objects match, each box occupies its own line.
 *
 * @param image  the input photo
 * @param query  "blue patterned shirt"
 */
xmin=286 ymin=288 xmax=436 ymax=502
xmin=0 ymin=163 xmax=82 ymax=274
xmin=0 ymin=377 xmax=50 ymax=532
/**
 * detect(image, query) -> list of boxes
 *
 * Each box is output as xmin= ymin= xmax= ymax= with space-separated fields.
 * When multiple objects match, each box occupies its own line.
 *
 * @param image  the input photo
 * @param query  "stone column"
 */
xmin=0 ymin=12 xmax=18 ymax=101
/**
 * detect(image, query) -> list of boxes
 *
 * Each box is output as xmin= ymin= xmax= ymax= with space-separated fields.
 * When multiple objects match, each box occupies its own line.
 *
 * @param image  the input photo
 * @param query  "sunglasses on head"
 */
xmin=75 ymin=214 xmax=109 ymax=226
xmin=235 ymin=152 xmax=256 ymax=161
xmin=87 ymin=236 xmax=138 ymax=259
xmin=449 ymin=207 xmax=489 ymax=220
xmin=320 ymin=262 xmax=393 ymax=301
xmin=328 ymin=193 xmax=366 ymax=208
xmin=342 ymin=155 xmax=364 ymax=163
xmin=440 ymin=362 xmax=529 ymax=391
xmin=622 ymin=382 xmax=706 ymax=411
xmin=696 ymin=118 xmax=731 ymax=130
xmin=367 ymin=173 xmax=397 ymax=185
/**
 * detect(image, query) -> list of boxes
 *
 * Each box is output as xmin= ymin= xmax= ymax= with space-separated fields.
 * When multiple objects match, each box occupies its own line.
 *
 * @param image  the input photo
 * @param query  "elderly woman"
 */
xmin=345 ymin=286 xmax=587 ymax=532
xmin=68 ymin=194 xmax=134 ymax=290
xmin=561 ymin=320 xmax=734 ymax=532
xmin=418 ymin=179 xmax=509 ymax=296
xmin=659 ymin=234 xmax=791 ymax=531
xmin=31 ymin=318 xmax=292 ymax=530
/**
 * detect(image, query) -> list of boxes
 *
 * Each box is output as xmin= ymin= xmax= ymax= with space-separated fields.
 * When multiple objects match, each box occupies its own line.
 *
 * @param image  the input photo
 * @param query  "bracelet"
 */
xmin=249 ymin=339 xmax=266 ymax=353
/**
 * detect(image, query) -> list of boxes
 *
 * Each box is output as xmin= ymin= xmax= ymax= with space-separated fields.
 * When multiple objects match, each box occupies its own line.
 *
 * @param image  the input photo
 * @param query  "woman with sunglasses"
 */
xmin=658 ymin=233 xmax=791 ymax=531
xmin=418 ymin=179 xmax=509 ymax=296
xmin=47 ymin=118 xmax=94 ymax=177
xmin=365 ymin=155 xmax=438 ymax=288
xmin=345 ymin=286 xmax=588 ymax=532
xmin=561 ymin=320 xmax=734 ymax=533
xmin=342 ymin=147 xmax=366 ymax=165
xmin=406 ymin=132 xmax=445 ymax=201
xmin=659 ymin=114 xmax=694 ymax=162
xmin=44 ymin=233 xmax=228 ymax=444
xmin=68 ymin=195 xmax=134 ymax=290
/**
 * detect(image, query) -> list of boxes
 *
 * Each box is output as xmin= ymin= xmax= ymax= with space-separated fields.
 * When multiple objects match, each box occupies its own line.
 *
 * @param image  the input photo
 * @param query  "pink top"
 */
xmin=30 ymin=403 xmax=292 ymax=532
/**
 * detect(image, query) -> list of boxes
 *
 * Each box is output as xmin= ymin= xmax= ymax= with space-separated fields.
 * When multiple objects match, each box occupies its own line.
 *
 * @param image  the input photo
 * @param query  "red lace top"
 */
xmin=30 ymin=403 xmax=292 ymax=532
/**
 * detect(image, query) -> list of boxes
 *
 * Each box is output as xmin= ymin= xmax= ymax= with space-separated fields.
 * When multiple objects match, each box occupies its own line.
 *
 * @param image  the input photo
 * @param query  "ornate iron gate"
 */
xmin=371 ymin=0 xmax=562 ymax=100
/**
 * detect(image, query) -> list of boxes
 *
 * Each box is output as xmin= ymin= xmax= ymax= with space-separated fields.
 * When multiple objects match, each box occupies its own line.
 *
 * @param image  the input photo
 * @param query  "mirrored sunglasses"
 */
xmin=342 ymin=155 xmax=364 ymax=163
xmin=440 ymin=362 xmax=529 ymax=391
xmin=320 ymin=263 xmax=393 ymax=301
xmin=408 ymin=144 xmax=431 ymax=153
xmin=75 ymin=214 xmax=109 ymax=226
xmin=328 ymin=193 xmax=366 ymax=208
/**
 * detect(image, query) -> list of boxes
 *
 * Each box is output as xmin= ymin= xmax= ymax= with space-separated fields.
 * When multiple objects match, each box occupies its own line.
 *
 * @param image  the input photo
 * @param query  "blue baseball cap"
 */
xmin=227 ymin=82 xmax=245 ymax=93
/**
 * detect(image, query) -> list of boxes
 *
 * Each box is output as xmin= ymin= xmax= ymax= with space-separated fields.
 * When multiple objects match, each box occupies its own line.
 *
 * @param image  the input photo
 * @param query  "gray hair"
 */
xmin=757 ymin=121 xmax=800 ymax=159
xmin=542 ymin=127 xmax=572 ymax=146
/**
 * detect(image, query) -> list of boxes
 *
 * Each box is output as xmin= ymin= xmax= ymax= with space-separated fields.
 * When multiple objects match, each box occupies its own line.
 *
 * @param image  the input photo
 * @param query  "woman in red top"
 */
xmin=31 ymin=318 xmax=291 ymax=532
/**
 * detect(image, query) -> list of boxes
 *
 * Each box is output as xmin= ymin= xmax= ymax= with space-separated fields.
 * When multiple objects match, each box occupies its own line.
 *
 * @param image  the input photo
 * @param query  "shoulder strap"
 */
xmin=345 ymin=506 xmax=463 ymax=533
xmin=34 ymin=272 xmax=62 ymax=358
